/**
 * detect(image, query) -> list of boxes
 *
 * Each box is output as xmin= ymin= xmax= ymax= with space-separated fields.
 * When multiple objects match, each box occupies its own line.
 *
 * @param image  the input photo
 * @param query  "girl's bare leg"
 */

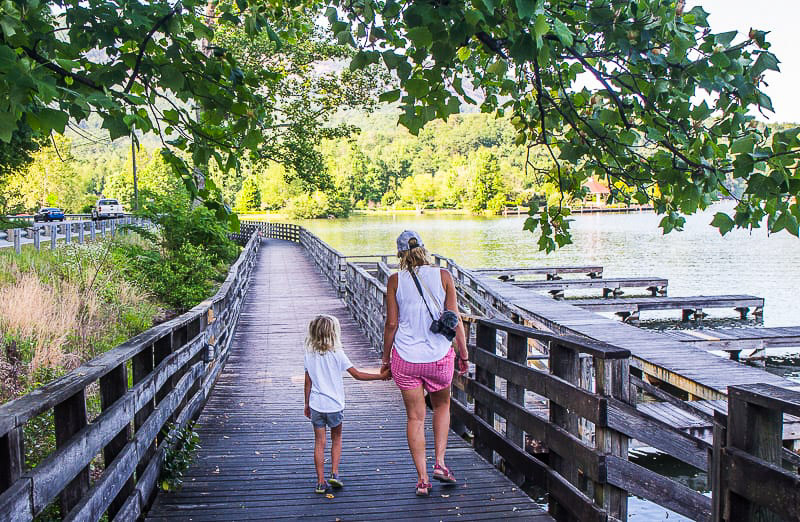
xmin=314 ymin=427 xmax=327 ymax=483
xmin=400 ymin=386 xmax=428 ymax=482
xmin=330 ymin=423 xmax=343 ymax=475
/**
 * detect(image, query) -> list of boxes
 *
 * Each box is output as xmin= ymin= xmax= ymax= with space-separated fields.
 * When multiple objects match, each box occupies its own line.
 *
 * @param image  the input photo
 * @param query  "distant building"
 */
xmin=582 ymin=178 xmax=611 ymax=207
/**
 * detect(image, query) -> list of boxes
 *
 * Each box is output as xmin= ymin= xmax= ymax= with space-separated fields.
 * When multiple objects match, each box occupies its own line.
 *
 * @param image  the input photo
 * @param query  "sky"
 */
xmin=690 ymin=0 xmax=800 ymax=123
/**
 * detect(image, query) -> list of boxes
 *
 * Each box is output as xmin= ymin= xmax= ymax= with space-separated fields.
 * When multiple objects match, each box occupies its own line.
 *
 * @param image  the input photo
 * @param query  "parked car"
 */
xmin=92 ymin=198 xmax=124 ymax=220
xmin=33 ymin=207 xmax=65 ymax=222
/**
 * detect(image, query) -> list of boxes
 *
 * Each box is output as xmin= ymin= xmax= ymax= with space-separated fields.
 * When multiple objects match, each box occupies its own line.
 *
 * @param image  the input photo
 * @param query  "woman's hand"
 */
xmin=456 ymin=355 xmax=469 ymax=376
xmin=304 ymin=404 xmax=311 ymax=418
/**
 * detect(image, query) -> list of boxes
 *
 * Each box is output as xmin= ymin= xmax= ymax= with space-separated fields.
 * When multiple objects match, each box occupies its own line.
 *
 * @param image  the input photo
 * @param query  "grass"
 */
xmin=0 ymin=237 xmax=160 ymax=404
xmin=0 ymin=218 xmax=32 ymax=229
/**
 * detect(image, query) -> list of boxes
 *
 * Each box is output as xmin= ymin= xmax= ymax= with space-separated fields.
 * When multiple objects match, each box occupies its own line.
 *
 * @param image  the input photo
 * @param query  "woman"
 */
xmin=381 ymin=230 xmax=469 ymax=496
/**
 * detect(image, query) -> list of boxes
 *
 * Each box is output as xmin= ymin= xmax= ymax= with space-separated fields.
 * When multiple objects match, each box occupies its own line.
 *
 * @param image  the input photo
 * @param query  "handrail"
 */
xmin=0 ymin=229 xmax=261 ymax=521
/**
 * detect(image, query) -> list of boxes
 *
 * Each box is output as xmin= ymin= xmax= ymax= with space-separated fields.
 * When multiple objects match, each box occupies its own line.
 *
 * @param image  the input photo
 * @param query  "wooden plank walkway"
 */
xmin=472 ymin=265 xmax=603 ymax=279
xmin=147 ymin=239 xmax=549 ymax=521
xmin=476 ymin=275 xmax=799 ymax=401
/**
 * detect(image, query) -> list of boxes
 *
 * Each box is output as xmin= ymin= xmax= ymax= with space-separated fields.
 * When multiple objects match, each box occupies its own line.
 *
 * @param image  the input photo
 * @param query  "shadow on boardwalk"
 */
xmin=146 ymin=239 xmax=548 ymax=521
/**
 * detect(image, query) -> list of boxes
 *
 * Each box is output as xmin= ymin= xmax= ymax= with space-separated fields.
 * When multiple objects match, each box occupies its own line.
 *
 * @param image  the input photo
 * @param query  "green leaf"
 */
xmin=405 ymin=78 xmax=429 ymax=98
xmin=710 ymin=212 xmax=735 ymax=235
xmin=510 ymin=33 xmax=536 ymax=61
xmin=730 ymin=135 xmax=755 ymax=154
xmin=457 ymin=47 xmax=471 ymax=62
xmin=750 ymin=52 xmax=780 ymax=78
xmin=533 ymin=15 xmax=549 ymax=39
xmin=38 ymin=108 xmax=69 ymax=134
xmin=487 ymin=59 xmax=507 ymax=77
xmin=515 ymin=0 xmax=537 ymax=20
xmin=378 ymin=89 xmax=401 ymax=103
xmin=552 ymin=18 xmax=573 ymax=47
xmin=407 ymin=26 xmax=433 ymax=48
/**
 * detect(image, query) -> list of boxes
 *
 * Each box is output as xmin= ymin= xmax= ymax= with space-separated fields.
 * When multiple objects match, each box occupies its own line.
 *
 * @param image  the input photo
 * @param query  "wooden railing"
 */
xmin=0 ymin=230 xmax=261 ymax=522
xmin=711 ymin=384 xmax=800 ymax=522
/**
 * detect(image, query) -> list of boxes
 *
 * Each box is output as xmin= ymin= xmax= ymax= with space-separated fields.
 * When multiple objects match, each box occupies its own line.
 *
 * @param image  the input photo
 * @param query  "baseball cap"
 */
xmin=396 ymin=230 xmax=424 ymax=252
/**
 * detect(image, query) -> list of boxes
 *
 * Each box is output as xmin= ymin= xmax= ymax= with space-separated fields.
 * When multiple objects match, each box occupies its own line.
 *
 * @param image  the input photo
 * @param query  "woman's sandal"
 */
xmin=433 ymin=464 xmax=457 ymax=484
xmin=415 ymin=479 xmax=432 ymax=496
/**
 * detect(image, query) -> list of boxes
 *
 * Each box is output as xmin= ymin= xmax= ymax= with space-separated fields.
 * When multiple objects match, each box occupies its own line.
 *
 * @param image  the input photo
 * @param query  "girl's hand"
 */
xmin=304 ymin=405 xmax=311 ymax=418
xmin=456 ymin=356 xmax=469 ymax=376
xmin=379 ymin=367 xmax=392 ymax=380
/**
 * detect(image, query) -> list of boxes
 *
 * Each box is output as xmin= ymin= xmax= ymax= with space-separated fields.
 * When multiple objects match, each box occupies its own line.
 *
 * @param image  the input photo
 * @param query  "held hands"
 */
xmin=379 ymin=360 xmax=392 ymax=380
xmin=456 ymin=355 xmax=469 ymax=376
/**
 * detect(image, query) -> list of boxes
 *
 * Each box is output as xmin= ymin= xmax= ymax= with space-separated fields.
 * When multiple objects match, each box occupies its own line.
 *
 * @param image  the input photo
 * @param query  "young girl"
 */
xmin=303 ymin=314 xmax=389 ymax=493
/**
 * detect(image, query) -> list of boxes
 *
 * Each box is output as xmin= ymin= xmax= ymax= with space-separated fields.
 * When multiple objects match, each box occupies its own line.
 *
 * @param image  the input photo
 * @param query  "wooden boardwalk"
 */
xmin=147 ymin=240 xmax=549 ymax=521
xmin=665 ymin=326 xmax=800 ymax=351
xmin=476 ymin=275 xmax=799 ymax=401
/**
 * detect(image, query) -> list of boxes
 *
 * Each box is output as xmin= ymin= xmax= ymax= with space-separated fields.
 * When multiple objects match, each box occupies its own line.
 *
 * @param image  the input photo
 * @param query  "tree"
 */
xmin=330 ymin=0 xmax=800 ymax=250
xmin=0 ymin=0 xmax=360 ymax=229
xmin=468 ymin=151 xmax=506 ymax=213
xmin=235 ymin=177 xmax=261 ymax=212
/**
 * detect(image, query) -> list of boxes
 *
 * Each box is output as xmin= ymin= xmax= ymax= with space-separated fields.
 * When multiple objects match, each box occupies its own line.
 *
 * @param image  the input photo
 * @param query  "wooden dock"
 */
xmin=569 ymin=294 xmax=764 ymax=321
xmin=665 ymin=326 xmax=800 ymax=351
xmin=474 ymin=275 xmax=798 ymax=401
xmin=146 ymin=240 xmax=549 ymax=521
xmin=473 ymin=265 xmax=603 ymax=280
xmin=511 ymin=276 xmax=668 ymax=298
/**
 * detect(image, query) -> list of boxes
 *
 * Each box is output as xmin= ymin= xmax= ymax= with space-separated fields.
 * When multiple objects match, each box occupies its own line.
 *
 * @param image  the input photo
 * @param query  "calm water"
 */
xmin=297 ymin=203 xmax=800 ymax=521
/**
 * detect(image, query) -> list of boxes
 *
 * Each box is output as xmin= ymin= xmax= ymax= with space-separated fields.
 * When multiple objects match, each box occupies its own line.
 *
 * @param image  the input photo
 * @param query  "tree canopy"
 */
xmin=1 ymin=0 xmax=798 ymax=249
xmin=330 ymin=0 xmax=800 ymax=249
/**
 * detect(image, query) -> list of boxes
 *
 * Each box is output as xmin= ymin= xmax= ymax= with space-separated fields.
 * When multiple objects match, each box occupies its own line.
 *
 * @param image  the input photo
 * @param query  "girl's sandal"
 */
xmin=433 ymin=464 xmax=457 ymax=484
xmin=415 ymin=479 xmax=432 ymax=496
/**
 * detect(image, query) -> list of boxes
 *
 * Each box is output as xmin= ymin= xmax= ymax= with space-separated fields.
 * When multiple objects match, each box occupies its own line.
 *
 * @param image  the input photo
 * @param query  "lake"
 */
xmin=294 ymin=203 xmax=800 ymax=521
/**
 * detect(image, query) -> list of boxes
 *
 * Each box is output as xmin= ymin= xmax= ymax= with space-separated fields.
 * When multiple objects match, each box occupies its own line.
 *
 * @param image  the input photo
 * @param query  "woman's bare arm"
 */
xmin=382 ymin=273 xmax=399 ymax=366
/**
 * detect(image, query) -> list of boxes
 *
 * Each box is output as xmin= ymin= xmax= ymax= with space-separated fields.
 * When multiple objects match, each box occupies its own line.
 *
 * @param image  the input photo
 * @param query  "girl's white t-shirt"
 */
xmin=304 ymin=348 xmax=353 ymax=413
xmin=393 ymin=265 xmax=453 ymax=363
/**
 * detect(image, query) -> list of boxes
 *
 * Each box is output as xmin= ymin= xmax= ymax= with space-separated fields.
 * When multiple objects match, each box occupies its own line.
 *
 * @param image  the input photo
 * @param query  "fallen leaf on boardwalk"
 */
xmin=376 ymin=468 xmax=380 ymax=471
xmin=490 ymin=497 xmax=496 ymax=501
xmin=252 ymin=470 xmax=257 ymax=473
xmin=326 ymin=494 xmax=335 ymax=499
xmin=441 ymin=494 xmax=450 ymax=498
xmin=223 ymin=435 xmax=229 ymax=439
xmin=511 ymin=487 xmax=517 ymax=491
xmin=239 ymin=402 xmax=244 ymax=406
xmin=512 ymin=507 xmax=519 ymax=512
xmin=212 ymin=467 xmax=220 ymax=474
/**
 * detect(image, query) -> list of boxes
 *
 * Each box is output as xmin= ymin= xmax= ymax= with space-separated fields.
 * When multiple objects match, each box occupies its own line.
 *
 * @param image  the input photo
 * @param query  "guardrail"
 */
xmin=0 ymin=217 xmax=149 ymax=254
xmin=0 ymin=229 xmax=260 ymax=521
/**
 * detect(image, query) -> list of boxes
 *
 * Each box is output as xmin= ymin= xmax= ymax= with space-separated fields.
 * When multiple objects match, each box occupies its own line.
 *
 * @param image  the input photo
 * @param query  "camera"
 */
xmin=430 ymin=310 xmax=459 ymax=341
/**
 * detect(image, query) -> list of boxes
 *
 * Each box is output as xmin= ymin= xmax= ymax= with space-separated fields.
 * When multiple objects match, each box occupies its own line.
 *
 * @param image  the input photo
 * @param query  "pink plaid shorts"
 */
xmin=391 ymin=347 xmax=455 ymax=392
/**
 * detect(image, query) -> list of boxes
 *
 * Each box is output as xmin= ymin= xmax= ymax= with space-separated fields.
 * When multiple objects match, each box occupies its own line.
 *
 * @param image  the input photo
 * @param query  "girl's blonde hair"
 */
xmin=398 ymin=238 xmax=432 ymax=272
xmin=306 ymin=314 xmax=342 ymax=354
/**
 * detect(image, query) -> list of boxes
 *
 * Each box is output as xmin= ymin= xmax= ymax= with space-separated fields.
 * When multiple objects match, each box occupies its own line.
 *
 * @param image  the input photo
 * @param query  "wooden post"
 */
xmin=33 ymin=226 xmax=40 ymax=251
xmin=99 ymin=363 xmax=133 ymax=518
xmin=78 ymin=221 xmax=84 ymax=244
xmin=0 ymin=426 xmax=23 ymax=493
xmin=54 ymin=390 xmax=90 ymax=514
xmin=154 ymin=333 xmax=173 ymax=406
xmin=64 ymin=222 xmax=71 ymax=245
xmin=594 ymin=356 xmax=631 ymax=520
xmin=505 ymin=332 xmax=526 ymax=448
xmin=133 ymin=345 xmax=155 ymax=478
xmin=110 ymin=219 xmax=116 ymax=238
xmin=50 ymin=224 xmax=57 ymax=250
xmin=549 ymin=341 xmax=581 ymax=519
xmin=474 ymin=321 xmax=497 ymax=462
xmin=13 ymin=228 xmax=20 ymax=254
xmin=711 ymin=410 xmax=728 ymax=521
xmin=726 ymin=392 xmax=783 ymax=522
xmin=100 ymin=220 xmax=106 ymax=238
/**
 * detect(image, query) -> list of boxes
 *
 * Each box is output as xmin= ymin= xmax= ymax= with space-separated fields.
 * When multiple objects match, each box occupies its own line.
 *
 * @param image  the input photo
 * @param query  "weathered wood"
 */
xmin=548 ymin=342 xmax=581 ymax=519
xmin=0 ymin=426 xmax=23 ymax=492
xmin=630 ymin=374 xmax=716 ymax=425
xmin=132 ymin=345 xmax=155 ymax=478
xmin=505 ymin=332 xmax=526 ymax=449
xmin=474 ymin=322 xmax=498 ymax=462
xmin=721 ymin=447 xmax=800 ymax=522
xmin=99 ymin=363 xmax=132 ymax=519
xmin=593 ymin=357 xmax=630 ymax=519
xmin=0 ymin=478 xmax=33 ymax=522
xmin=53 ymin=390 xmax=90 ymax=515
xmin=473 ymin=266 xmax=604 ymax=278
xmin=606 ymin=456 xmax=712 ymax=522
xmin=606 ymin=398 xmax=709 ymax=470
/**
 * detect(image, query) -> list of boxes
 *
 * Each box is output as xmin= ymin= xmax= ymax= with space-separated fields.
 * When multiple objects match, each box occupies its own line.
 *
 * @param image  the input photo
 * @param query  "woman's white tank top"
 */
xmin=393 ymin=265 xmax=453 ymax=363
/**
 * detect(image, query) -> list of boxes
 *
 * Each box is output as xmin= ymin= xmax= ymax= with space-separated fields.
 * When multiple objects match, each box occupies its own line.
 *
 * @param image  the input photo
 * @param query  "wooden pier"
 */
xmin=569 ymin=294 xmax=764 ymax=322
xmin=473 ymin=265 xmax=603 ymax=280
xmin=2 ymin=223 xmax=799 ymax=522
xmin=666 ymin=326 xmax=800 ymax=351
xmin=511 ymin=276 xmax=668 ymax=298
xmin=146 ymin=240 xmax=547 ymax=521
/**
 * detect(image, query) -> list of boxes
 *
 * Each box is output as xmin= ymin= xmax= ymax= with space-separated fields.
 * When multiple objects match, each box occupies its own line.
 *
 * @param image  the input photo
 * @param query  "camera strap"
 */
xmin=409 ymin=268 xmax=438 ymax=322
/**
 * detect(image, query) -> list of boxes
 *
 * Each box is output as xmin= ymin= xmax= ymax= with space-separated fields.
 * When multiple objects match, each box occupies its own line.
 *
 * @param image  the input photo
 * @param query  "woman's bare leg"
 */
xmin=429 ymin=386 xmax=451 ymax=467
xmin=330 ymin=423 xmax=343 ymax=475
xmin=400 ymin=386 xmax=428 ymax=482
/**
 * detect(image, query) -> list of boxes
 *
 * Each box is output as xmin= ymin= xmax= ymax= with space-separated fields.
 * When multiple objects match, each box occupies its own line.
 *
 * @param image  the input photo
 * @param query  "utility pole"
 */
xmin=131 ymin=131 xmax=138 ymax=211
